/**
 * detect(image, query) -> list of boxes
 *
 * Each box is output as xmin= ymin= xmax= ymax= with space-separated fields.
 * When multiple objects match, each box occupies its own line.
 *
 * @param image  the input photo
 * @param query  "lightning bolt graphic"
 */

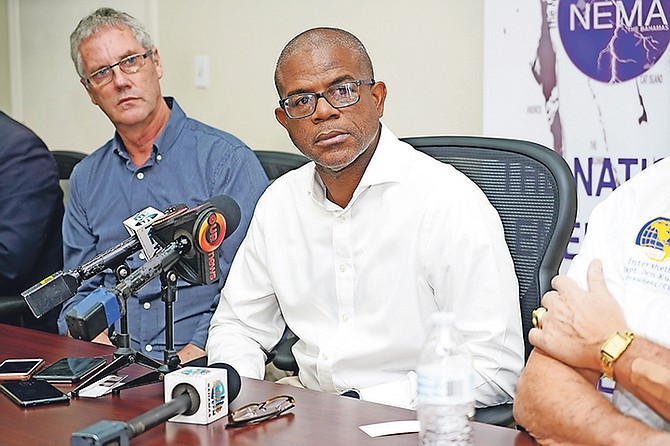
xmin=596 ymin=0 xmax=662 ymax=83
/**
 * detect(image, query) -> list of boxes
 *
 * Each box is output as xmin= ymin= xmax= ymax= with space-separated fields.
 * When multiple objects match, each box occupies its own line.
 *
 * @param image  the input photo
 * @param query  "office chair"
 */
xmin=400 ymin=135 xmax=577 ymax=426
xmin=254 ymin=150 xmax=309 ymax=182
xmin=53 ymin=150 xmax=88 ymax=203
xmin=0 ymin=150 xmax=87 ymax=329
xmin=269 ymin=136 xmax=577 ymax=426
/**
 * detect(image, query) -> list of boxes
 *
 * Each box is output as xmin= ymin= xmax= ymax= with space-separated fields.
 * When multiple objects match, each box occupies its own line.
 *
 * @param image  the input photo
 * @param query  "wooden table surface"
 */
xmin=0 ymin=323 xmax=537 ymax=445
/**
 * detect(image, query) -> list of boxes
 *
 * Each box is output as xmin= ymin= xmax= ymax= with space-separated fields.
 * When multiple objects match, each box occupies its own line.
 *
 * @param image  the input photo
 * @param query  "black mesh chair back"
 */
xmin=400 ymin=136 xmax=577 ymax=360
xmin=254 ymin=150 xmax=309 ymax=181
xmin=52 ymin=150 xmax=88 ymax=204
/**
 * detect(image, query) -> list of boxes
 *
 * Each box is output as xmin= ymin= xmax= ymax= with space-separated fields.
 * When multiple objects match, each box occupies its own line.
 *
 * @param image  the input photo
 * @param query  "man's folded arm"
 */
xmin=513 ymin=349 xmax=669 ymax=446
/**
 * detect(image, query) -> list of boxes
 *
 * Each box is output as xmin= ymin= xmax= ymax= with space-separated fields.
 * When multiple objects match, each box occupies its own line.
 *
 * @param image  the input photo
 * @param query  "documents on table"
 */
xmin=74 ymin=374 xmax=127 ymax=398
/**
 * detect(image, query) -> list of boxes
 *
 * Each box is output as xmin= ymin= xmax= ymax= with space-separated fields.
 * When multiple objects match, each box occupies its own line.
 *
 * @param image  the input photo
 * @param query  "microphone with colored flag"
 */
xmin=70 ymin=363 xmax=242 ymax=445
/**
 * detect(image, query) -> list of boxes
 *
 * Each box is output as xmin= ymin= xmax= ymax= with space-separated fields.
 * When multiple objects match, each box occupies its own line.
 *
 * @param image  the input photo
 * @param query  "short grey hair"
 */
xmin=70 ymin=7 xmax=154 ymax=79
xmin=274 ymin=27 xmax=374 ymax=97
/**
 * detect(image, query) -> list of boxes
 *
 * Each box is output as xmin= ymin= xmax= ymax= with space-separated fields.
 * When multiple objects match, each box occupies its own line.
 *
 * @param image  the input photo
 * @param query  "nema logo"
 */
xmin=558 ymin=0 xmax=670 ymax=82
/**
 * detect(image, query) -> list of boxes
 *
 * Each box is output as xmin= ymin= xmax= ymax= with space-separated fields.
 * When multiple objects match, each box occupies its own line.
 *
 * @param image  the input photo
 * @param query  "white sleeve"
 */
xmin=206 ymin=207 xmax=286 ymax=379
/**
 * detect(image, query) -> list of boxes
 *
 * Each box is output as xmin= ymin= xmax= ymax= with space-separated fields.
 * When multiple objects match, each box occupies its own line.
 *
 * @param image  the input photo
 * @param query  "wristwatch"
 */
xmin=600 ymin=331 xmax=635 ymax=379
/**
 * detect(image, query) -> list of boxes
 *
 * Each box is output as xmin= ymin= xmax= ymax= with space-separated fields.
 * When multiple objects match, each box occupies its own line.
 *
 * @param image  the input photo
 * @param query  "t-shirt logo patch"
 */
xmin=635 ymin=217 xmax=670 ymax=262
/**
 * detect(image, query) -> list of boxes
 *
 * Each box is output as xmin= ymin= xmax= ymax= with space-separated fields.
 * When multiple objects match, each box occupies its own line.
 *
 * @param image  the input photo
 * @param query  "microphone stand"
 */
xmin=71 ymin=263 xmax=164 ymax=397
xmin=111 ymin=268 xmax=182 ymax=394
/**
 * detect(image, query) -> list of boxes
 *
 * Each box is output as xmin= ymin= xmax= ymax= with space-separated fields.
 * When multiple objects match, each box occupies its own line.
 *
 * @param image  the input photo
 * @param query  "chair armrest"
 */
xmin=474 ymin=403 xmax=515 ymax=427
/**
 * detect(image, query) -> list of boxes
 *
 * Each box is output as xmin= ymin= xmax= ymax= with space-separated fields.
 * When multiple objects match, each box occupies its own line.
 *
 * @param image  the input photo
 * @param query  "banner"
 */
xmin=483 ymin=0 xmax=670 ymax=271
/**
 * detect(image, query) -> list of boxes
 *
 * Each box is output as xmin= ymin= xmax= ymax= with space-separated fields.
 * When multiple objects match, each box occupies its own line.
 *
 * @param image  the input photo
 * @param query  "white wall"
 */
xmin=4 ymin=0 xmax=484 ymax=154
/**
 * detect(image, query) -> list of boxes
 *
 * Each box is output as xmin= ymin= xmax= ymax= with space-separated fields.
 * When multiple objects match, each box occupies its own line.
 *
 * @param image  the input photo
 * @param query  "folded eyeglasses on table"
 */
xmin=227 ymin=395 xmax=296 ymax=428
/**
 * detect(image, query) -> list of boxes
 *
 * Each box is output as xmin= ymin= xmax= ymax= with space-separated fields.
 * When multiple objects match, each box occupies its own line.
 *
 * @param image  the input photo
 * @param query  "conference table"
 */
xmin=0 ymin=324 xmax=537 ymax=445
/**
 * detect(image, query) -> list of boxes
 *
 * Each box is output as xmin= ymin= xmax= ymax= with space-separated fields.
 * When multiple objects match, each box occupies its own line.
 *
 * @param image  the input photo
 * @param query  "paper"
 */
xmin=359 ymin=420 xmax=420 ymax=437
xmin=75 ymin=374 xmax=127 ymax=398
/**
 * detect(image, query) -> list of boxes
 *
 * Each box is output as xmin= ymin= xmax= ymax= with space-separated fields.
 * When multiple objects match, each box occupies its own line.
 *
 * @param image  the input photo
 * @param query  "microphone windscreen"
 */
xmin=207 ymin=363 xmax=242 ymax=403
xmin=207 ymin=195 xmax=241 ymax=239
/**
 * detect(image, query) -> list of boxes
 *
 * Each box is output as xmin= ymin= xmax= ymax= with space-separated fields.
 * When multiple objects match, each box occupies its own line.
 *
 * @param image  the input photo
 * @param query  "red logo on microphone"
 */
xmin=197 ymin=211 xmax=226 ymax=253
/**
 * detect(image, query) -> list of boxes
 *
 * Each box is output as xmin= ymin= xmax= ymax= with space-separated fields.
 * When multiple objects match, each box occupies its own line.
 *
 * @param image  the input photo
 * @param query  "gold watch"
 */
xmin=600 ymin=331 xmax=635 ymax=379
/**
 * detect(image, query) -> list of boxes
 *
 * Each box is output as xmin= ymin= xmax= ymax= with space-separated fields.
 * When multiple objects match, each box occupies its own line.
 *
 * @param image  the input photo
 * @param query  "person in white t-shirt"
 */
xmin=514 ymin=157 xmax=670 ymax=445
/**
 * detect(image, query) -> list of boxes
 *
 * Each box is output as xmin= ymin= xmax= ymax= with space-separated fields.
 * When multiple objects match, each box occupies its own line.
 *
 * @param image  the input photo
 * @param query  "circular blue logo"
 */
xmin=558 ymin=0 xmax=670 ymax=82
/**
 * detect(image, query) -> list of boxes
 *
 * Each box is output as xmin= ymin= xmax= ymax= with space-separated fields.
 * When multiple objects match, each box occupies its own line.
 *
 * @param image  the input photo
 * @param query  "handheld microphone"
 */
xmin=70 ymin=364 xmax=241 ymax=445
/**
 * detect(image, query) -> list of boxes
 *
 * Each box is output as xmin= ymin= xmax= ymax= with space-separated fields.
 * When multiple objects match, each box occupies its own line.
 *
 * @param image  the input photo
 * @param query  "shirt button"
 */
xmin=137 ymin=172 xmax=144 ymax=180
xmin=156 ymin=154 xmax=162 ymax=161
xmin=145 ymin=345 xmax=153 ymax=352
xmin=339 ymin=264 xmax=347 ymax=272
xmin=337 ymin=215 xmax=345 ymax=222
xmin=143 ymin=302 xmax=151 ymax=310
xmin=342 ymin=313 xmax=350 ymax=322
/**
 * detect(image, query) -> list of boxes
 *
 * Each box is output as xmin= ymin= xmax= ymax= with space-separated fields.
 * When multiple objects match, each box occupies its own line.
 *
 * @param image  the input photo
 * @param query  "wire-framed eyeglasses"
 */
xmin=279 ymin=79 xmax=375 ymax=119
xmin=227 ymin=395 xmax=296 ymax=428
xmin=85 ymin=50 xmax=153 ymax=88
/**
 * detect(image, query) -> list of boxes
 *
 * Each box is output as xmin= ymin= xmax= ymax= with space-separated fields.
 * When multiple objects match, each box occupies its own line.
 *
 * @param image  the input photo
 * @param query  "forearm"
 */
xmin=514 ymin=350 xmax=664 ymax=446
xmin=610 ymin=338 xmax=670 ymax=422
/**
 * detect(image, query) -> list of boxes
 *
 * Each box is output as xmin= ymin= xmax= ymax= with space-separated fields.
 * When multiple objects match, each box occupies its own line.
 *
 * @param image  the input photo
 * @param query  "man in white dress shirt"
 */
xmin=207 ymin=27 xmax=524 ymax=409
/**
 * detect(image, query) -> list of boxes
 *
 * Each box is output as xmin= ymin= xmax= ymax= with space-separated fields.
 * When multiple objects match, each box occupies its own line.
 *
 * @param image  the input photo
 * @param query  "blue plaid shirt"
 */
xmin=58 ymin=98 xmax=268 ymax=359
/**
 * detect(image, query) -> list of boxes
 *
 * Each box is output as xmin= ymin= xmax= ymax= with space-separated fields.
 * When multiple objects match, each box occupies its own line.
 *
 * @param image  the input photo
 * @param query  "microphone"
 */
xmin=64 ymin=196 xmax=241 ymax=341
xmin=205 ymin=363 xmax=242 ymax=403
xmin=152 ymin=195 xmax=241 ymax=285
xmin=64 ymin=239 xmax=186 ymax=341
xmin=21 ymin=202 xmax=186 ymax=319
xmin=22 ymin=196 xmax=239 ymax=319
xmin=70 ymin=364 xmax=241 ymax=445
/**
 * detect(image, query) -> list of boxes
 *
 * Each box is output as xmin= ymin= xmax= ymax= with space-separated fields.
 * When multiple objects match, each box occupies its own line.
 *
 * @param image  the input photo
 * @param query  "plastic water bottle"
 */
xmin=416 ymin=312 xmax=475 ymax=446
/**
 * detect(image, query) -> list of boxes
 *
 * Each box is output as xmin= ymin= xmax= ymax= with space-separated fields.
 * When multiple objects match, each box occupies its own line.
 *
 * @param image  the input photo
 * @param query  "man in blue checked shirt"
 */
xmin=58 ymin=8 xmax=268 ymax=364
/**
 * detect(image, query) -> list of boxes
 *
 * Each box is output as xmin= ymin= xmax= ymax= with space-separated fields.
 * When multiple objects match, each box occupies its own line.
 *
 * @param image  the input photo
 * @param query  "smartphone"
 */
xmin=33 ymin=356 xmax=107 ymax=384
xmin=0 ymin=379 xmax=69 ymax=407
xmin=0 ymin=358 xmax=44 ymax=381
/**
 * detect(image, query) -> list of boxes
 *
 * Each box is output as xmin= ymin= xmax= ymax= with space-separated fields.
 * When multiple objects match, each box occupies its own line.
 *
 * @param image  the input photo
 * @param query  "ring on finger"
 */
xmin=532 ymin=307 xmax=548 ymax=329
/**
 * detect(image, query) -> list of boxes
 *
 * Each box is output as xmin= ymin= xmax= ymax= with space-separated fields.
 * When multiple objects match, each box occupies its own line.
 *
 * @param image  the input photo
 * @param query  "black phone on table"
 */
xmin=33 ymin=356 xmax=107 ymax=383
xmin=0 ymin=379 xmax=69 ymax=407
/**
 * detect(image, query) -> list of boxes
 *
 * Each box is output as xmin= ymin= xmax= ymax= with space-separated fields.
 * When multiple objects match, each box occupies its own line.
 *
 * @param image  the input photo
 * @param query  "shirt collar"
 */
xmin=358 ymin=122 xmax=404 ymax=188
xmin=309 ymin=122 xmax=404 ymax=208
xmin=112 ymin=97 xmax=184 ymax=165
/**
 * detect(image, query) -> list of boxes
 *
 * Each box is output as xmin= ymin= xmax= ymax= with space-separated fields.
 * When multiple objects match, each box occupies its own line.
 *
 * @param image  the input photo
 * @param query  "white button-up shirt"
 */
xmin=207 ymin=124 xmax=524 ymax=408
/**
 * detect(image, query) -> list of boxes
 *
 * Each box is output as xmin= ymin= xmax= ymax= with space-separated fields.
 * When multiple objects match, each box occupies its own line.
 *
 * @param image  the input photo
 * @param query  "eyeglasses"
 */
xmin=85 ymin=50 xmax=153 ymax=88
xmin=227 ymin=395 xmax=295 ymax=428
xmin=279 ymin=79 xmax=375 ymax=119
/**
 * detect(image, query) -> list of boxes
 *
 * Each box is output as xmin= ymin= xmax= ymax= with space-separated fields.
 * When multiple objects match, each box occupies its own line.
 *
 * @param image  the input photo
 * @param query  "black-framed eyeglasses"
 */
xmin=85 ymin=50 xmax=153 ymax=88
xmin=226 ymin=395 xmax=295 ymax=428
xmin=279 ymin=79 xmax=375 ymax=119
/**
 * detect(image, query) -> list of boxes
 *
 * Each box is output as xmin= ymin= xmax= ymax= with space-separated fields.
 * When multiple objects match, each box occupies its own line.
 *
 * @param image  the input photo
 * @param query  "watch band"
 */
xmin=600 ymin=331 xmax=635 ymax=379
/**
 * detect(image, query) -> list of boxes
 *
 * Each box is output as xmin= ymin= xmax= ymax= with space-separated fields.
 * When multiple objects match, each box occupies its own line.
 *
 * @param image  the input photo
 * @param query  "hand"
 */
xmin=528 ymin=259 xmax=628 ymax=371
xmin=91 ymin=331 xmax=113 ymax=346
xmin=177 ymin=343 xmax=206 ymax=365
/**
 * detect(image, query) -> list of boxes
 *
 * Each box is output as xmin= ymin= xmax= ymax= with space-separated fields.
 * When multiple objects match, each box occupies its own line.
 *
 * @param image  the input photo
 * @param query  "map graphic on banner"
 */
xmin=483 ymin=0 xmax=670 ymax=271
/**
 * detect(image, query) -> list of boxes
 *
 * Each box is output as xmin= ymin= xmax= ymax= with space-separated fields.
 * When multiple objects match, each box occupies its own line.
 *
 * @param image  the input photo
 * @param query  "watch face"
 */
xmin=602 ymin=332 xmax=634 ymax=358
